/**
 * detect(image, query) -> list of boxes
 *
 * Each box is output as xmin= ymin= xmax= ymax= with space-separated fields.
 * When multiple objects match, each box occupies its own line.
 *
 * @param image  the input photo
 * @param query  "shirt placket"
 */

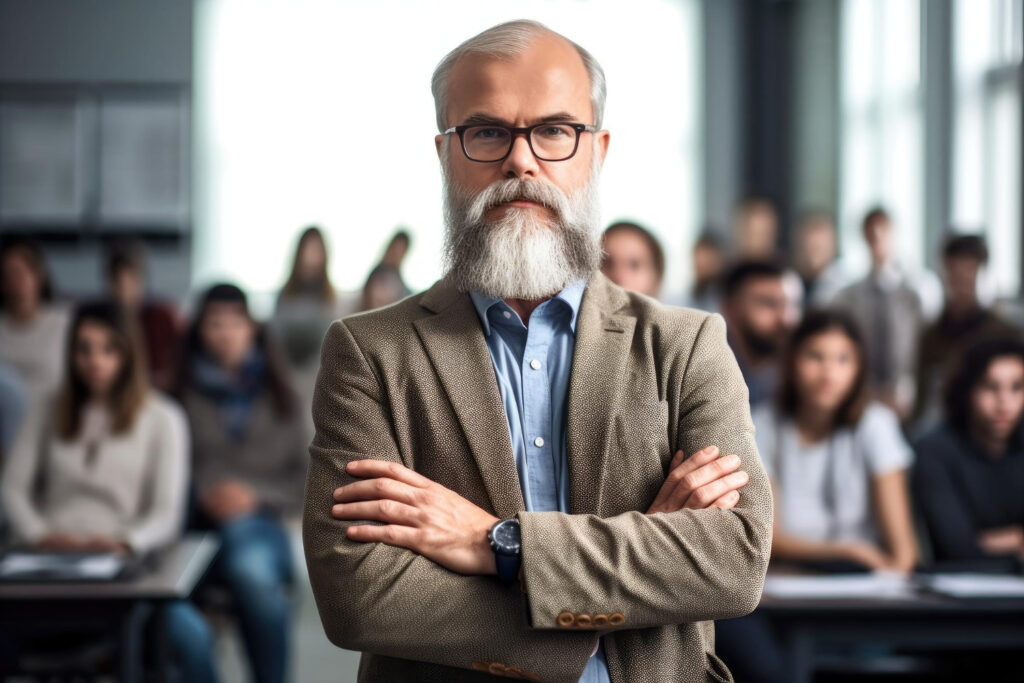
xmin=521 ymin=309 xmax=558 ymax=512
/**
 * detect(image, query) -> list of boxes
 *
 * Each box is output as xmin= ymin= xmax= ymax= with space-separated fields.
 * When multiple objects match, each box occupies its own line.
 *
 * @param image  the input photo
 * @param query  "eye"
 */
xmin=536 ymin=125 xmax=571 ymax=138
xmin=469 ymin=126 xmax=507 ymax=141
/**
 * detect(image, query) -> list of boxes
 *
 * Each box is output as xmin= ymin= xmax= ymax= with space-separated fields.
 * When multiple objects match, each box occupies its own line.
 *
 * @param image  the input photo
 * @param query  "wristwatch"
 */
xmin=488 ymin=518 xmax=522 ymax=582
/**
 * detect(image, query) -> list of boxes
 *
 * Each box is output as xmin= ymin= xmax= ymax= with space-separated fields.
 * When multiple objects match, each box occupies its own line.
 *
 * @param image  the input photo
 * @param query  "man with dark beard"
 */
xmin=721 ymin=261 xmax=792 ymax=407
xmin=303 ymin=20 xmax=772 ymax=683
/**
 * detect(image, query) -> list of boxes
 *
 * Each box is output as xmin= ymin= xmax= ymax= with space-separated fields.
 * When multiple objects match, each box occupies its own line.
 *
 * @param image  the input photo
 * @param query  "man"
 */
xmin=304 ymin=20 xmax=771 ymax=683
xmin=686 ymin=229 xmax=726 ymax=313
xmin=599 ymin=221 xmax=664 ymax=299
xmin=720 ymin=261 xmax=792 ymax=407
xmin=792 ymin=210 xmax=845 ymax=306
xmin=912 ymin=234 xmax=1018 ymax=431
xmin=831 ymin=207 xmax=924 ymax=419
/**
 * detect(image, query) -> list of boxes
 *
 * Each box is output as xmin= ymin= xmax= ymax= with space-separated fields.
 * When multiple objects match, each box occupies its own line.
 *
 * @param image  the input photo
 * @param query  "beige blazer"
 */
xmin=303 ymin=272 xmax=772 ymax=683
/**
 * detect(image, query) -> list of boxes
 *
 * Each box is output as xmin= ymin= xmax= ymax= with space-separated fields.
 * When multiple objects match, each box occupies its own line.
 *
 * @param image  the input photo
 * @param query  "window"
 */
xmin=193 ymin=0 xmax=702 ymax=310
xmin=951 ymin=0 xmax=1023 ymax=297
xmin=839 ymin=0 xmax=923 ymax=276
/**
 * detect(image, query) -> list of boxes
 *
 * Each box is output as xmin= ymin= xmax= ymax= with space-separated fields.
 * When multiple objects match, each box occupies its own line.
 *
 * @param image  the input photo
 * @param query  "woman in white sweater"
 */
xmin=1 ymin=300 xmax=218 ymax=682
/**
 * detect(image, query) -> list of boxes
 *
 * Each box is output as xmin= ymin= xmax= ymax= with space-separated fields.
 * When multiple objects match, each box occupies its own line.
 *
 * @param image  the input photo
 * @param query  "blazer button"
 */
xmin=575 ymin=612 xmax=593 ymax=627
xmin=557 ymin=611 xmax=575 ymax=627
xmin=609 ymin=612 xmax=626 ymax=625
xmin=593 ymin=613 xmax=609 ymax=627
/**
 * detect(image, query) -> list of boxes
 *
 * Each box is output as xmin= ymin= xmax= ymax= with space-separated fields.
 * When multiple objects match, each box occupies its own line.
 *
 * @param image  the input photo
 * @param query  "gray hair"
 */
xmin=430 ymin=19 xmax=607 ymax=133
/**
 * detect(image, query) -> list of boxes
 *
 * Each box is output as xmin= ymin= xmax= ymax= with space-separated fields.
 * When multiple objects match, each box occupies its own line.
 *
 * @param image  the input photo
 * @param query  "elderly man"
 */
xmin=304 ymin=20 xmax=772 ymax=683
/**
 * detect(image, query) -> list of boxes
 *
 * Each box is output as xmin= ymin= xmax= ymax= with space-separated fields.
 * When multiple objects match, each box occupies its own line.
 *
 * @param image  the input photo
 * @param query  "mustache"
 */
xmin=464 ymin=177 xmax=572 ymax=224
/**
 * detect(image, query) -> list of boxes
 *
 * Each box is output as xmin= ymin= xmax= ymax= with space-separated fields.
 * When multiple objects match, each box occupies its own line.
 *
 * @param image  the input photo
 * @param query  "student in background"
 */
xmin=686 ymin=229 xmax=726 ymax=312
xmin=376 ymin=228 xmax=413 ymax=298
xmin=600 ymin=220 xmax=664 ymax=299
xmin=273 ymin=226 xmax=340 ymax=370
xmin=914 ymin=337 xmax=1024 ymax=571
xmin=0 ymin=363 xmax=27 ymax=459
xmin=106 ymin=240 xmax=182 ymax=392
xmin=913 ymin=234 xmax=1019 ymax=432
xmin=0 ymin=239 xmax=70 ymax=401
xmin=358 ymin=264 xmax=408 ymax=312
xmin=731 ymin=196 xmax=780 ymax=262
xmin=755 ymin=309 xmax=917 ymax=572
xmin=831 ymin=207 xmax=925 ymax=419
xmin=0 ymin=301 xmax=216 ymax=681
xmin=177 ymin=283 xmax=307 ymax=683
xmin=793 ymin=210 xmax=845 ymax=306
xmin=721 ymin=261 xmax=794 ymax=406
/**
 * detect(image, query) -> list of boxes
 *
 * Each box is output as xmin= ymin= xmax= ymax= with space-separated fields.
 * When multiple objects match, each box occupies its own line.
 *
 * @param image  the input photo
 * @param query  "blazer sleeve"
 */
xmin=517 ymin=313 xmax=773 ymax=630
xmin=302 ymin=320 xmax=598 ymax=683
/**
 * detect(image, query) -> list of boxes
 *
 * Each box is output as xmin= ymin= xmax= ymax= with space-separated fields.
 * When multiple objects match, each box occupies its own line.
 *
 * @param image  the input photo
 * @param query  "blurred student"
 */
xmin=378 ymin=229 xmax=413 ymax=298
xmin=721 ymin=261 xmax=793 ymax=406
xmin=755 ymin=309 xmax=917 ymax=572
xmin=0 ymin=239 xmax=70 ymax=401
xmin=913 ymin=234 xmax=1018 ymax=431
xmin=914 ymin=337 xmax=1024 ymax=571
xmin=731 ymin=197 xmax=780 ymax=261
xmin=273 ymin=226 xmax=340 ymax=370
xmin=793 ymin=210 xmax=845 ymax=306
xmin=600 ymin=220 xmax=664 ymax=298
xmin=0 ymin=363 xmax=27 ymax=458
xmin=686 ymin=229 xmax=726 ymax=312
xmin=177 ymin=283 xmax=306 ymax=683
xmin=0 ymin=301 xmax=216 ymax=681
xmin=359 ymin=264 xmax=408 ymax=312
xmin=106 ymin=240 xmax=182 ymax=392
xmin=832 ymin=207 xmax=924 ymax=419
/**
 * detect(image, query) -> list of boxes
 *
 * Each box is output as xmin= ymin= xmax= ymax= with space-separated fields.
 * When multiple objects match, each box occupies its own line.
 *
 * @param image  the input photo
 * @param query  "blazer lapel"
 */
xmin=413 ymin=280 xmax=526 ymax=519
xmin=565 ymin=273 xmax=636 ymax=514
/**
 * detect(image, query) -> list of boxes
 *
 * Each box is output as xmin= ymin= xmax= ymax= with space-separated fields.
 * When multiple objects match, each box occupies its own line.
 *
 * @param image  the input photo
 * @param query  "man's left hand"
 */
xmin=331 ymin=460 xmax=500 ymax=576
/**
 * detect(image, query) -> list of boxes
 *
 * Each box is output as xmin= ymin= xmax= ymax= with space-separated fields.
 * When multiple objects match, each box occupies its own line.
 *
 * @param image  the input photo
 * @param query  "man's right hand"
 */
xmin=646 ymin=446 xmax=748 ymax=514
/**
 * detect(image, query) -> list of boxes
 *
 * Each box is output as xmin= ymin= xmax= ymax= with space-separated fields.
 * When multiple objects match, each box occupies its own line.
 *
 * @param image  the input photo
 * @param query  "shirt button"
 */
xmin=533 ymin=437 xmax=545 ymax=448
xmin=529 ymin=359 xmax=541 ymax=370
xmin=503 ymin=311 xmax=512 ymax=319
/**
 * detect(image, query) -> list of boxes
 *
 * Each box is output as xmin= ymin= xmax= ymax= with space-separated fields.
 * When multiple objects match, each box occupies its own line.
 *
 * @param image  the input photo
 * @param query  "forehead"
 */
xmin=444 ymin=33 xmax=593 ymax=126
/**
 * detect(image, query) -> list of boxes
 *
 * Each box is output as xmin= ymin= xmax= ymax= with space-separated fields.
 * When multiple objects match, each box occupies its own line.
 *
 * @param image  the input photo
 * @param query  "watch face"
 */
xmin=493 ymin=520 xmax=521 ymax=552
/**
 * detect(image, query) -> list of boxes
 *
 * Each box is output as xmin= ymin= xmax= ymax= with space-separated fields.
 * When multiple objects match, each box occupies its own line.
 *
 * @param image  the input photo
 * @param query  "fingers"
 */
xmin=346 ymin=460 xmax=435 ymax=488
xmin=346 ymin=522 xmax=420 ymax=549
xmin=683 ymin=469 xmax=749 ymax=509
xmin=333 ymin=476 xmax=422 ymax=505
xmin=648 ymin=446 xmax=717 ymax=513
xmin=710 ymin=490 xmax=741 ymax=510
xmin=332 ymin=498 xmax=421 ymax=526
xmin=662 ymin=452 xmax=740 ymax=511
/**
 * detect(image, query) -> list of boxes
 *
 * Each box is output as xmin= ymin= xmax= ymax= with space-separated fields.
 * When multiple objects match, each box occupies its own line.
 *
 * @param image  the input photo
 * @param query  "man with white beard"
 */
xmin=303 ymin=20 xmax=772 ymax=683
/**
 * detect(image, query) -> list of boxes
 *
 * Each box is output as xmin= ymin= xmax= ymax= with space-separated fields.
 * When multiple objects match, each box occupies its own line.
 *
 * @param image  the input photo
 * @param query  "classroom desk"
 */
xmin=757 ymin=584 xmax=1024 ymax=683
xmin=0 ymin=533 xmax=220 ymax=681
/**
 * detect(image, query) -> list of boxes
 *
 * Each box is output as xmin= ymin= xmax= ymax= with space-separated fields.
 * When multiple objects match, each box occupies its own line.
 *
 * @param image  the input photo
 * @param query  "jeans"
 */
xmin=213 ymin=512 xmax=294 ymax=683
xmin=163 ymin=600 xmax=219 ymax=683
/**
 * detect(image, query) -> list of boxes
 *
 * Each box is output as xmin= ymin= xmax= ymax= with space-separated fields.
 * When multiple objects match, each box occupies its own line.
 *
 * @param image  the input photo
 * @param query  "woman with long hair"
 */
xmin=1 ymin=300 xmax=216 ymax=681
xmin=759 ymin=309 xmax=917 ymax=571
xmin=0 ymin=239 xmax=70 ymax=400
xmin=914 ymin=336 xmax=1024 ymax=570
xmin=178 ymin=283 xmax=307 ymax=683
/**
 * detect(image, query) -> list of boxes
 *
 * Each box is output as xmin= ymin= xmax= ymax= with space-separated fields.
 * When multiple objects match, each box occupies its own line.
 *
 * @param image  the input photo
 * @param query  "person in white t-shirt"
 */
xmin=755 ymin=308 xmax=918 ymax=572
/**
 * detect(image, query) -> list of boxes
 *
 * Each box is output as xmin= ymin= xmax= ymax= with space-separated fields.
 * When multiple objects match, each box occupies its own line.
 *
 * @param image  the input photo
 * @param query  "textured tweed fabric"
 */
xmin=303 ymin=271 xmax=772 ymax=682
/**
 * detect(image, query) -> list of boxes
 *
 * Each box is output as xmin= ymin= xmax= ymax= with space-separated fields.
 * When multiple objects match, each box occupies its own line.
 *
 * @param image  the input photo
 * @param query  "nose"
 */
xmin=500 ymin=133 xmax=539 ymax=180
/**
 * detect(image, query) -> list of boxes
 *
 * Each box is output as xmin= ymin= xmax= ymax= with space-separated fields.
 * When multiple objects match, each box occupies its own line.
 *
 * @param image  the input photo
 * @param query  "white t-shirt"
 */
xmin=753 ymin=401 xmax=913 ymax=544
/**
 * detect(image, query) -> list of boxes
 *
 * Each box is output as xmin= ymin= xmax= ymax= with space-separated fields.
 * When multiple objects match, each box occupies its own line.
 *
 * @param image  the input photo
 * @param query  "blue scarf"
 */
xmin=192 ymin=349 xmax=266 ymax=441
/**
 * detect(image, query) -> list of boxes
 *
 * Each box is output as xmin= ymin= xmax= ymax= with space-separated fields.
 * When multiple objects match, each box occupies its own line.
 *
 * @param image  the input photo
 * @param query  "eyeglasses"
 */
xmin=443 ymin=122 xmax=598 ymax=162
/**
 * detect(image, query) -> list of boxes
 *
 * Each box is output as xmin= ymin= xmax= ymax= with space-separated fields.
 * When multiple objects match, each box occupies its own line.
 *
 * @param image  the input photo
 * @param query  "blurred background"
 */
xmin=0 ymin=0 xmax=1022 ymax=682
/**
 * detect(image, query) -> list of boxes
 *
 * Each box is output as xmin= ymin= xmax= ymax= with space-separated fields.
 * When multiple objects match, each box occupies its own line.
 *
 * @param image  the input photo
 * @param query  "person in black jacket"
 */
xmin=913 ymin=336 xmax=1024 ymax=571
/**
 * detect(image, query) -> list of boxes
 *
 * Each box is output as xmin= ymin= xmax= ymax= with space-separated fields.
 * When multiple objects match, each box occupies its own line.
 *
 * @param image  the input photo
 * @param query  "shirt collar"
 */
xmin=469 ymin=278 xmax=587 ymax=337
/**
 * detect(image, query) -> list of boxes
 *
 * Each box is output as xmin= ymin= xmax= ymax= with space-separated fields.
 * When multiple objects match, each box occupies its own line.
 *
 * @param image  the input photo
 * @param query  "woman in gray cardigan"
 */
xmin=176 ymin=283 xmax=307 ymax=683
xmin=1 ymin=300 xmax=217 ymax=681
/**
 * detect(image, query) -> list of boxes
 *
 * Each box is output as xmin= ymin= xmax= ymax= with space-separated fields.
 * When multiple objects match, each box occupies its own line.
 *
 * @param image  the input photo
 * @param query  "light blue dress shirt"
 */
xmin=470 ymin=279 xmax=611 ymax=683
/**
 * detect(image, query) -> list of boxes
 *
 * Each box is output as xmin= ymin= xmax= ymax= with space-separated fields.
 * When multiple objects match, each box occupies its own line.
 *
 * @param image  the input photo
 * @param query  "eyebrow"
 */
xmin=459 ymin=111 xmax=581 ymax=126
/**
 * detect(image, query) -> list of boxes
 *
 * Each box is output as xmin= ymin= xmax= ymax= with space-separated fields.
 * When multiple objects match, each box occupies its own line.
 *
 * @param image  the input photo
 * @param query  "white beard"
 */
xmin=441 ymin=147 xmax=603 ymax=300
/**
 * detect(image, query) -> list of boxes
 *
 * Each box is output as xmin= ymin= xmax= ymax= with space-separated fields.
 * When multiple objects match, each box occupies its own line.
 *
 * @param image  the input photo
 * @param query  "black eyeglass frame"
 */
xmin=442 ymin=122 xmax=599 ymax=162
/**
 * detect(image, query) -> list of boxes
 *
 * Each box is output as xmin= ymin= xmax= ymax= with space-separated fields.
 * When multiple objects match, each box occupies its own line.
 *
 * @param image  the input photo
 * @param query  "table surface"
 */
xmin=0 ymin=533 xmax=219 ymax=601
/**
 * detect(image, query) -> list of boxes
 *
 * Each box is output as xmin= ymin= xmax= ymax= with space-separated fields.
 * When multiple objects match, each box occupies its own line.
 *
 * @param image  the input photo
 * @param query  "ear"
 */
xmin=595 ymin=129 xmax=611 ymax=164
xmin=435 ymin=134 xmax=445 ymax=158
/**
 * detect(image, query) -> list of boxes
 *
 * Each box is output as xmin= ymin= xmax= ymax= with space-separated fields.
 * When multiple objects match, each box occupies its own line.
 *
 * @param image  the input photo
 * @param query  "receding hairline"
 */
xmin=431 ymin=20 xmax=606 ymax=132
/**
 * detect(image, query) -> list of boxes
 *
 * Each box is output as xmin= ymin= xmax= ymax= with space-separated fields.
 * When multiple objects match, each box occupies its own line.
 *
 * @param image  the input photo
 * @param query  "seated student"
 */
xmin=600 ymin=220 xmax=665 ymax=299
xmin=756 ymin=309 xmax=918 ymax=572
xmin=914 ymin=337 xmax=1024 ymax=570
xmin=0 ymin=301 xmax=216 ymax=681
xmin=176 ymin=284 xmax=307 ymax=683
xmin=0 ymin=239 xmax=70 ymax=402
